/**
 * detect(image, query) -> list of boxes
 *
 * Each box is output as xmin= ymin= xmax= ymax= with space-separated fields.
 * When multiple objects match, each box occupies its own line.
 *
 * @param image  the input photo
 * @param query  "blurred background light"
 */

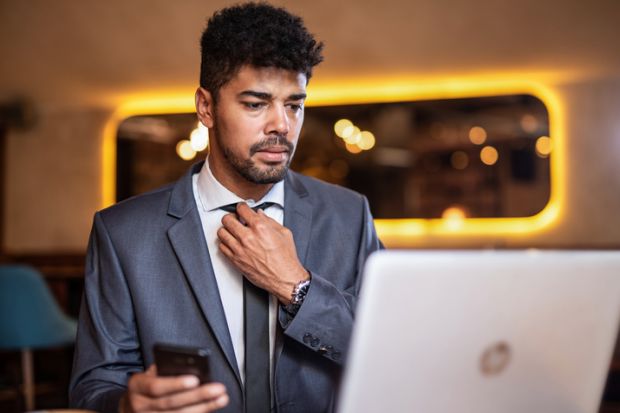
xmin=520 ymin=114 xmax=539 ymax=133
xmin=358 ymin=131 xmax=376 ymax=150
xmin=469 ymin=126 xmax=487 ymax=145
xmin=345 ymin=142 xmax=363 ymax=154
xmin=176 ymin=139 xmax=196 ymax=160
xmin=341 ymin=124 xmax=356 ymax=139
xmin=343 ymin=127 xmax=362 ymax=144
xmin=441 ymin=205 xmax=467 ymax=230
xmin=334 ymin=119 xmax=353 ymax=137
xmin=480 ymin=145 xmax=499 ymax=165
xmin=535 ymin=136 xmax=553 ymax=158
xmin=189 ymin=122 xmax=209 ymax=152
xmin=442 ymin=206 xmax=467 ymax=220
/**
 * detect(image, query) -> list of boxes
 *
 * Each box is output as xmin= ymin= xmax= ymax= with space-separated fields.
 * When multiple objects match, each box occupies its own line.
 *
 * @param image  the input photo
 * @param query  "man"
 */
xmin=69 ymin=3 xmax=382 ymax=413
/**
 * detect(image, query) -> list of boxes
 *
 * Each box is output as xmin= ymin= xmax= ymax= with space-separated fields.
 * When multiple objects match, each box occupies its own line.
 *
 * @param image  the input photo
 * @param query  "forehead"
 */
xmin=222 ymin=65 xmax=307 ymax=96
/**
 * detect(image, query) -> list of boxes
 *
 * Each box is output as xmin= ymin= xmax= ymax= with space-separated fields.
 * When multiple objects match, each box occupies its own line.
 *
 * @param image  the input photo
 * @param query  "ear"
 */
xmin=195 ymin=87 xmax=215 ymax=128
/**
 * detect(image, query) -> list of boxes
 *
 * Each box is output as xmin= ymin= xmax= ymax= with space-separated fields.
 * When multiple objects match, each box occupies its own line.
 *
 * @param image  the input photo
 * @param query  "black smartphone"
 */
xmin=153 ymin=343 xmax=212 ymax=383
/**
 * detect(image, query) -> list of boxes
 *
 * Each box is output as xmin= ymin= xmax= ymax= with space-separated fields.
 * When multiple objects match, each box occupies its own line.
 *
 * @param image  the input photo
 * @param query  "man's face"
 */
xmin=197 ymin=65 xmax=307 ymax=185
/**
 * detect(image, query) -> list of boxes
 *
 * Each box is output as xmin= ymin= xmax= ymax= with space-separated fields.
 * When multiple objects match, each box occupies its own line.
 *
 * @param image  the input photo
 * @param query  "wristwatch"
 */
xmin=284 ymin=278 xmax=311 ymax=316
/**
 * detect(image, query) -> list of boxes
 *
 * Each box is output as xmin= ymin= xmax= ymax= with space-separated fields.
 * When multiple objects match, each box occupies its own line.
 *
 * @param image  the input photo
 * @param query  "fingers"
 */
xmin=217 ymin=230 xmax=238 ymax=261
xmin=176 ymin=392 xmax=229 ymax=413
xmin=220 ymin=206 xmax=271 ymax=248
xmin=126 ymin=370 xmax=229 ymax=412
xmin=130 ymin=371 xmax=199 ymax=398
xmin=235 ymin=202 xmax=257 ymax=224
xmin=221 ymin=212 xmax=248 ymax=237
xmin=150 ymin=382 xmax=228 ymax=411
xmin=217 ymin=227 xmax=254 ymax=278
xmin=238 ymin=203 xmax=279 ymax=225
xmin=217 ymin=221 xmax=244 ymax=253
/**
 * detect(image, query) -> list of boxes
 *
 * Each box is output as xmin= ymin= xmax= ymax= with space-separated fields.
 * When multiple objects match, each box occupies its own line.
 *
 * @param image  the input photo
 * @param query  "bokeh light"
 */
xmin=176 ymin=140 xmax=196 ymax=160
xmin=190 ymin=123 xmax=209 ymax=151
xmin=358 ymin=131 xmax=376 ymax=150
xmin=341 ymin=125 xmax=356 ymax=139
xmin=345 ymin=142 xmax=363 ymax=154
xmin=520 ymin=114 xmax=539 ymax=133
xmin=469 ymin=126 xmax=487 ymax=145
xmin=480 ymin=146 xmax=499 ymax=165
xmin=442 ymin=206 xmax=467 ymax=220
xmin=334 ymin=119 xmax=353 ymax=137
xmin=535 ymin=136 xmax=553 ymax=158
xmin=442 ymin=206 xmax=467 ymax=230
xmin=343 ymin=127 xmax=362 ymax=144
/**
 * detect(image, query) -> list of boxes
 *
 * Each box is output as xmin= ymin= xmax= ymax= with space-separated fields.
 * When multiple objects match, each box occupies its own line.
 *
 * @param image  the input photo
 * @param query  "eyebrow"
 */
xmin=238 ymin=90 xmax=307 ymax=101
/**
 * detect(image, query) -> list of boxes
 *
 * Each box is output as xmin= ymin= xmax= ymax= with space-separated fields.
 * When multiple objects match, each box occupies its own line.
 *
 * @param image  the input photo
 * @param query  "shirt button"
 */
xmin=332 ymin=351 xmax=341 ymax=361
xmin=310 ymin=337 xmax=321 ymax=347
xmin=303 ymin=333 xmax=313 ymax=344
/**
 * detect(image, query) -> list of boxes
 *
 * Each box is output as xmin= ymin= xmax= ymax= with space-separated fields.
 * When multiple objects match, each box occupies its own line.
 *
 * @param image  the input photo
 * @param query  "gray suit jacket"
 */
xmin=69 ymin=162 xmax=382 ymax=413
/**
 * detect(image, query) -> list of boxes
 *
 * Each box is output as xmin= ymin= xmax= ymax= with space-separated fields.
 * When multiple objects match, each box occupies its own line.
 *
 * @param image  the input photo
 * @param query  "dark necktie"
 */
xmin=218 ymin=202 xmax=275 ymax=214
xmin=219 ymin=202 xmax=274 ymax=413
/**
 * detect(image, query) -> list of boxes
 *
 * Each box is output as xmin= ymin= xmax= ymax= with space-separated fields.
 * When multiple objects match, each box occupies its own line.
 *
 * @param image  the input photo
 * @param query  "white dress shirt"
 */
xmin=192 ymin=159 xmax=284 ymax=385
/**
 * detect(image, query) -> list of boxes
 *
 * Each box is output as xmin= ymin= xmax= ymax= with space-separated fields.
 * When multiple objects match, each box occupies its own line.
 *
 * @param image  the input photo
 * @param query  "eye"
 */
xmin=243 ymin=101 xmax=266 ymax=110
xmin=287 ymin=103 xmax=304 ymax=112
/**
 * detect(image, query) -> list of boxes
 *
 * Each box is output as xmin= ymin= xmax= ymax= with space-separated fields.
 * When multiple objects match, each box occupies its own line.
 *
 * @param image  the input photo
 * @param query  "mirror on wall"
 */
xmin=116 ymin=94 xmax=550 ymax=219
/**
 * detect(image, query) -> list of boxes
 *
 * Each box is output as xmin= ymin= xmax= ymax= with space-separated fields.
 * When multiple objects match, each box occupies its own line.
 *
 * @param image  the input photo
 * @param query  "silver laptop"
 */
xmin=338 ymin=250 xmax=620 ymax=413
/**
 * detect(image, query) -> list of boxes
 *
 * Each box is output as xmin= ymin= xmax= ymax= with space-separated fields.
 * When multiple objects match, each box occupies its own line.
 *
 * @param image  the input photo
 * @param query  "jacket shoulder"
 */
xmin=96 ymin=183 xmax=176 ymax=230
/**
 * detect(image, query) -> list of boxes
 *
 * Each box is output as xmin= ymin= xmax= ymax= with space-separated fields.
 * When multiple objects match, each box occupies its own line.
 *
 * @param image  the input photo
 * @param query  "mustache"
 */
xmin=249 ymin=135 xmax=294 ymax=156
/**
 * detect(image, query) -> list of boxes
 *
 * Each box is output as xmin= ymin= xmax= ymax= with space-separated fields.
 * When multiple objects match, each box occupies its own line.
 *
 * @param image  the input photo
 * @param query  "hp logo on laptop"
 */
xmin=480 ymin=341 xmax=511 ymax=376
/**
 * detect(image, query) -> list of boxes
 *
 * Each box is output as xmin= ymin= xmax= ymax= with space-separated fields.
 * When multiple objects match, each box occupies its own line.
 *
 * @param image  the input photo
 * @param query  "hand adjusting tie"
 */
xmin=219 ymin=201 xmax=274 ymax=413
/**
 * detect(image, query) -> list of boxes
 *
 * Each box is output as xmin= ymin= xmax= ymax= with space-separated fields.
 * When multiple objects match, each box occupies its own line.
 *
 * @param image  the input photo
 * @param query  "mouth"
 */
xmin=249 ymin=135 xmax=295 ymax=165
xmin=255 ymin=146 xmax=290 ymax=163
xmin=257 ymin=145 xmax=289 ymax=153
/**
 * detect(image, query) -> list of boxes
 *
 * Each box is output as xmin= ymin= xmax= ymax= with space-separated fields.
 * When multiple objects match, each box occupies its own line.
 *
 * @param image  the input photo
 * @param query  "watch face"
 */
xmin=292 ymin=280 xmax=311 ymax=305
xmin=292 ymin=292 xmax=303 ymax=305
xmin=480 ymin=341 xmax=511 ymax=376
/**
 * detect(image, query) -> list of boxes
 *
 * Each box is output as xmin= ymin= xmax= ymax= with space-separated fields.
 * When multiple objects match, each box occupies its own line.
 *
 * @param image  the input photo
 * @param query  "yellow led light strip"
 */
xmin=102 ymin=76 xmax=565 ymax=242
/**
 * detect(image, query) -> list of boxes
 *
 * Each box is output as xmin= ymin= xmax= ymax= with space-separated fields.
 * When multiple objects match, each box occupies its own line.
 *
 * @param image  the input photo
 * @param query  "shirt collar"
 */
xmin=195 ymin=158 xmax=285 ymax=212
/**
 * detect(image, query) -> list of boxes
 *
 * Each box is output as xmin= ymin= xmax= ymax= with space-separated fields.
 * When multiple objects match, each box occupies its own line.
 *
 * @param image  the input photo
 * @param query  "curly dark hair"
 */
xmin=199 ymin=2 xmax=324 ymax=98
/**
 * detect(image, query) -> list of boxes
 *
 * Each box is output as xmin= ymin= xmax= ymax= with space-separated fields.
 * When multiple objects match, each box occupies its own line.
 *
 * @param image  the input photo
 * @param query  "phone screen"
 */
xmin=153 ymin=343 xmax=212 ymax=383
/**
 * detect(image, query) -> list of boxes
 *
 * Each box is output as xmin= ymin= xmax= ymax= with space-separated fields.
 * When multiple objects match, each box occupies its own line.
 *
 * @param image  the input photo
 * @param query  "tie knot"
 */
xmin=218 ymin=202 xmax=276 ymax=213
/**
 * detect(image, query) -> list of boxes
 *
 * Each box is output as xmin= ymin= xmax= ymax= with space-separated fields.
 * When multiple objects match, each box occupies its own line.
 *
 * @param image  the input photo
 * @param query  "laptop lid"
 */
xmin=338 ymin=250 xmax=620 ymax=413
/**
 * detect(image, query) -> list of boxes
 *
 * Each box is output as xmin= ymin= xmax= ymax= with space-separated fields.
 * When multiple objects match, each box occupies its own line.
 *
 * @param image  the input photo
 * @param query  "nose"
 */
xmin=266 ymin=104 xmax=289 ymax=136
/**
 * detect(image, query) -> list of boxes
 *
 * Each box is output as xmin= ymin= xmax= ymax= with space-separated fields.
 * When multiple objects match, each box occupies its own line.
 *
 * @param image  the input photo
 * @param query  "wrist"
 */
xmin=276 ymin=267 xmax=310 ymax=304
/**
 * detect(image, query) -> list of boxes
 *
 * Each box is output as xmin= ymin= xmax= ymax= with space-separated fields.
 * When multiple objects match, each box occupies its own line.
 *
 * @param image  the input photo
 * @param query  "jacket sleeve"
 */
xmin=69 ymin=212 xmax=143 ymax=413
xmin=278 ymin=195 xmax=383 ymax=364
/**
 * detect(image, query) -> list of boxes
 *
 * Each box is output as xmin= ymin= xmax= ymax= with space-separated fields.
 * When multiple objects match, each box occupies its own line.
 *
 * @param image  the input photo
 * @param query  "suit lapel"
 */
xmin=166 ymin=162 xmax=241 ymax=386
xmin=283 ymin=171 xmax=313 ymax=265
xmin=275 ymin=172 xmax=313 ymax=365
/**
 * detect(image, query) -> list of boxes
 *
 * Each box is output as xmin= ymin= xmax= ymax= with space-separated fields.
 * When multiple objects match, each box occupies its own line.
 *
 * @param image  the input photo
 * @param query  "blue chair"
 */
xmin=0 ymin=265 xmax=78 ymax=411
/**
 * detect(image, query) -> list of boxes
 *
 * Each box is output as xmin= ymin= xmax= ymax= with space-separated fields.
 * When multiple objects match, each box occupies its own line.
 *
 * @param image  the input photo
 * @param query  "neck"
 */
xmin=207 ymin=155 xmax=274 ymax=201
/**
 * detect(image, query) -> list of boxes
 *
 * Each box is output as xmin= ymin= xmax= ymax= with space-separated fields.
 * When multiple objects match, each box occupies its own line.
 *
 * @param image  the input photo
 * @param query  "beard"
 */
xmin=217 ymin=133 xmax=296 ymax=185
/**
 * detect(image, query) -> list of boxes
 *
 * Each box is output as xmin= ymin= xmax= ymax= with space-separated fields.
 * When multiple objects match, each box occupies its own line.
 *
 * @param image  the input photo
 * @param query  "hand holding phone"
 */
xmin=153 ymin=343 xmax=212 ymax=383
xmin=122 ymin=364 xmax=228 ymax=413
